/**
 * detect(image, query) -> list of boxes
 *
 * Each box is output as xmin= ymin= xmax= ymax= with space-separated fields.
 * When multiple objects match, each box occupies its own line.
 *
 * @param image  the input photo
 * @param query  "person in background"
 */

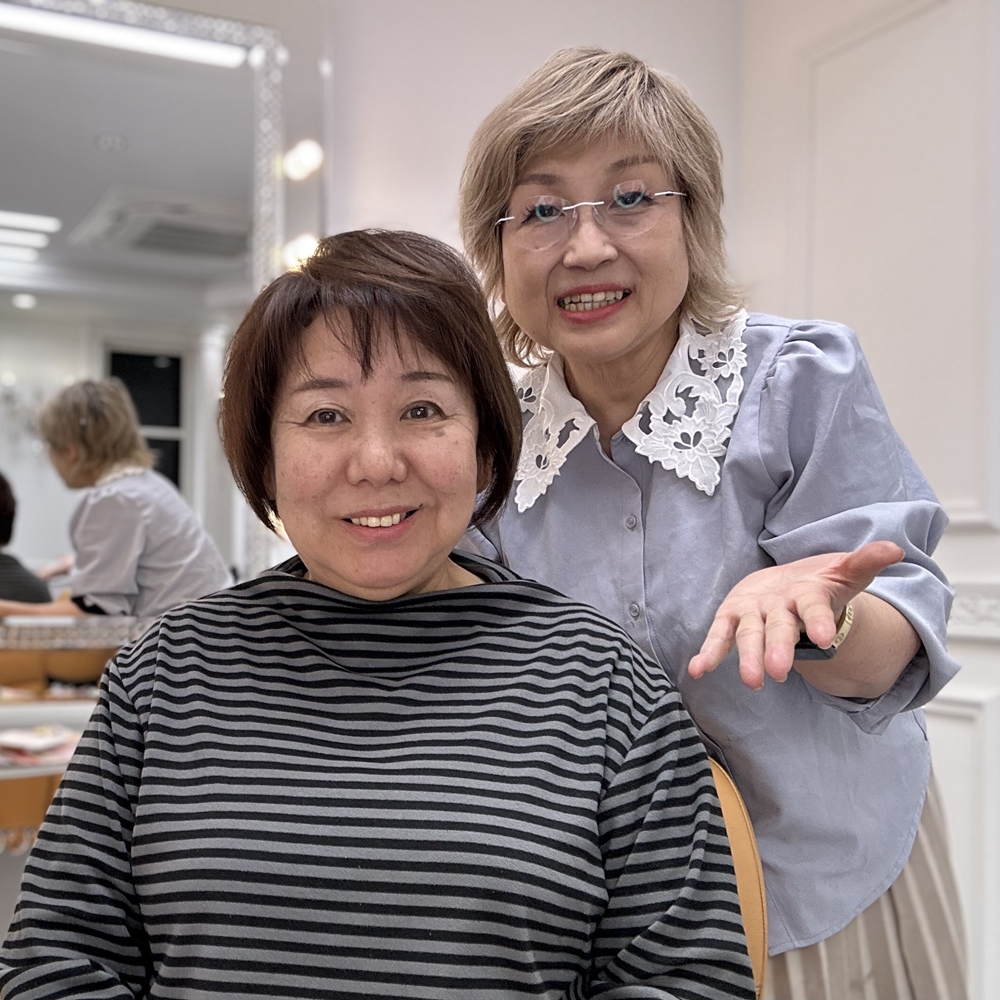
xmin=459 ymin=47 xmax=964 ymax=1000
xmin=0 ymin=471 xmax=50 ymax=604
xmin=0 ymin=378 xmax=230 ymax=620
xmin=0 ymin=230 xmax=754 ymax=999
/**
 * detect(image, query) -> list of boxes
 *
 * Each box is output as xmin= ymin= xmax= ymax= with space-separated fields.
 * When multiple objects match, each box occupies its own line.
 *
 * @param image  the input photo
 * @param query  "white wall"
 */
xmin=740 ymin=0 xmax=1000 ymax=994
xmin=322 ymin=0 xmax=743 ymax=254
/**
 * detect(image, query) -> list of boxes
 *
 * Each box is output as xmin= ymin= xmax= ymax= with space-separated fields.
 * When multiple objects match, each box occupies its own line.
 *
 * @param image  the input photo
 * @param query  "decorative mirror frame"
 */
xmin=4 ymin=0 xmax=285 ymax=578
xmin=3 ymin=0 xmax=284 ymax=295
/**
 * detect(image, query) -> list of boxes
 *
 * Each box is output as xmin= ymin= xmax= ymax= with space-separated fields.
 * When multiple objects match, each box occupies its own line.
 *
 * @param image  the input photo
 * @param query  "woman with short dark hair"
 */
xmin=0 ymin=229 xmax=755 ymax=1000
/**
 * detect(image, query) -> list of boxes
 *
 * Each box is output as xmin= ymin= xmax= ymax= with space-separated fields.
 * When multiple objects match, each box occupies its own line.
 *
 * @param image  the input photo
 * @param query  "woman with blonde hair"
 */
xmin=0 ymin=378 xmax=230 ymax=619
xmin=461 ymin=47 xmax=965 ymax=999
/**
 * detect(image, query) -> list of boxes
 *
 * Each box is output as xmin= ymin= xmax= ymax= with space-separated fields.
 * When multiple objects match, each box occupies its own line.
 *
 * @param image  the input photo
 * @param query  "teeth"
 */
xmin=558 ymin=290 xmax=627 ymax=311
xmin=350 ymin=512 xmax=403 ymax=527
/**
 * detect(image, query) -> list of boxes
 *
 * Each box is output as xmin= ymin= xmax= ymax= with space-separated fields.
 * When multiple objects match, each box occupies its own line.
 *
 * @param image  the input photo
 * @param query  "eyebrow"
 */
xmin=516 ymin=171 xmax=561 ymax=187
xmin=607 ymin=153 xmax=659 ymax=172
xmin=290 ymin=375 xmax=350 ymax=393
xmin=400 ymin=370 xmax=455 ymax=385
xmin=289 ymin=370 xmax=455 ymax=393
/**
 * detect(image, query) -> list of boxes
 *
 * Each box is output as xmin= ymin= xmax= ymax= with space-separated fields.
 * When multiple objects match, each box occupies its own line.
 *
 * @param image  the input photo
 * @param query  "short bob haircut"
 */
xmin=37 ymin=378 xmax=153 ymax=479
xmin=220 ymin=229 xmax=522 ymax=531
xmin=460 ymin=46 xmax=743 ymax=367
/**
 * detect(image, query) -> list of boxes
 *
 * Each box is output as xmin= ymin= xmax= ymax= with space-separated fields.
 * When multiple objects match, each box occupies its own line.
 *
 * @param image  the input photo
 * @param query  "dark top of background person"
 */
xmin=0 ymin=471 xmax=50 ymax=604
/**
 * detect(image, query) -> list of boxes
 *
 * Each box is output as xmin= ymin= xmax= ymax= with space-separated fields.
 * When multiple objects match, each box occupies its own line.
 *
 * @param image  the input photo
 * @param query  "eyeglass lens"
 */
xmin=502 ymin=181 xmax=680 ymax=251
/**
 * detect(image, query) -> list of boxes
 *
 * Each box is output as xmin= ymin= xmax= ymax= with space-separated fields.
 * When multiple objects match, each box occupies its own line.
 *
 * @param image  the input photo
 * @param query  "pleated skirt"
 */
xmin=763 ymin=776 xmax=967 ymax=1000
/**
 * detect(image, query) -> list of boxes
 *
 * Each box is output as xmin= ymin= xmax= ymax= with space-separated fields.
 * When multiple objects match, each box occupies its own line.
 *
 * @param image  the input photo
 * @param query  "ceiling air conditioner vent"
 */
xmin=132 ymin=221 xmax=247 ymax=257
xmin=69 ymin=186 xmax=250 ymax=259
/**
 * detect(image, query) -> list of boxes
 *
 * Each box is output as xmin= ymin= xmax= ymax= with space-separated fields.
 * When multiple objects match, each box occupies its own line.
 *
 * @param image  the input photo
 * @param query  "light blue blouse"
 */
xmin=469 ymin=311 xmax=959 ymax=954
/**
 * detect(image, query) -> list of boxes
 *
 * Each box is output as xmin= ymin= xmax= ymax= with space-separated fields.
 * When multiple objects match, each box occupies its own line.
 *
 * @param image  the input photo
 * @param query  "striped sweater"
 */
xmin=0 ymin=553 xmax=754 ymax=1000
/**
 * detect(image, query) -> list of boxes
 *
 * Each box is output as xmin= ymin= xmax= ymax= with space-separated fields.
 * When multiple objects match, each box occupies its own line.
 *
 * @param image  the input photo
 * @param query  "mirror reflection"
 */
xmin=0 ymin=2 xmax=258 ymax=575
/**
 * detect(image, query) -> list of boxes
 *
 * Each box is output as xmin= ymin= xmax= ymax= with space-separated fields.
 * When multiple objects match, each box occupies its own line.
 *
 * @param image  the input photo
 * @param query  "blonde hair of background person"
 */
xmin=459 ymin=47 xmax=966 ymax=1000
xmin=0 ymin=378 xmax=230 ymax=620
xmin=37 ymin=377 xmax=153 ymax=485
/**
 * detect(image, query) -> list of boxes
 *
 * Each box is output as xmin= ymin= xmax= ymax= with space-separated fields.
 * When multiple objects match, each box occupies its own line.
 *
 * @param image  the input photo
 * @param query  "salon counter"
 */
xmin=0 ymin=617 xmax=149 ymax=846
xmin=0 ymin=616 xmax=149 ymax=651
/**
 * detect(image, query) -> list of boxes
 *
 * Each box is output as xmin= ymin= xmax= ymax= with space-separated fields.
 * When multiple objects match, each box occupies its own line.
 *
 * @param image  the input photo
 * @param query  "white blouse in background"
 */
xmin=67 ymin=467 xmax=231 ymax=618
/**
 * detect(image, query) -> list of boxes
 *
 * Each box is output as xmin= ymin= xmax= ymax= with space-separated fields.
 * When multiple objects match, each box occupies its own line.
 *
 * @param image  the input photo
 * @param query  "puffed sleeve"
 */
xmin=68 ymin=488 xmax=145 ymax=615
xmin=565 ymin=685 xmax=754 ymax=1000
xmin=0 ymin=653 xmax=151 ymax=996
xmin=756 ymin=321 xmax=958 ymax=732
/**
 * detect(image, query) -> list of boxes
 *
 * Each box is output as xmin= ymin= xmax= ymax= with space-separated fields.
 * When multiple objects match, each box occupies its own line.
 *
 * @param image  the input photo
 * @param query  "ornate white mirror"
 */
xmin=0 ymin=0 xmax=284 ymax=578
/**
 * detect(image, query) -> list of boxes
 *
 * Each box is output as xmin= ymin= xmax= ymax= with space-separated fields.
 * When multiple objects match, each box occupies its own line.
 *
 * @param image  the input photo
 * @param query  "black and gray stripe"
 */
xmin=1 ymin=553 xmax=753 ymax=999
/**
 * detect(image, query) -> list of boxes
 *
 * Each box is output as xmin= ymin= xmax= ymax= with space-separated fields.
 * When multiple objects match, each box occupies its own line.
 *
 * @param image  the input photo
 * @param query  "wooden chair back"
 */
xmin=709 ymin=758 xmax=767 ymax=998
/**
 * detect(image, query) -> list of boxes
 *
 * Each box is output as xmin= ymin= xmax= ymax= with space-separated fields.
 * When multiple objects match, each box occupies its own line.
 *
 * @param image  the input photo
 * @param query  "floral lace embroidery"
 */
xmin=513 ymin=310 xmax=748 ymax=510
xmin=513 ymin=361 xmax=596 ymax=513
xmin=621 ymin=311 xmax=748 ymax=495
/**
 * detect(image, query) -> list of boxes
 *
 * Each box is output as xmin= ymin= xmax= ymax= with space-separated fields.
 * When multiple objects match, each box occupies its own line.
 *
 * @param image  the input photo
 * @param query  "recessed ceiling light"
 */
xmin=0 ymin=228 xmax=48 ymax=248
xmin=0 ymin=4 xmax=247 ymax=68
xmin=12 ymin=293 xmax=37 ymax=309
xmin=0 ymin=210 xmax=61 ymax=233
xmin=0 ymin=246 xmax=39 ymax=263
xmin=283 ymin=140 xmax=324 ymax=181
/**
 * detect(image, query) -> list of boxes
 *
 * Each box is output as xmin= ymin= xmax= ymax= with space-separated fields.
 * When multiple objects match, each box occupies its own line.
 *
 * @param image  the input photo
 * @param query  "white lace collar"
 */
xmin=513 ymin=309 xmax=749 ymax=512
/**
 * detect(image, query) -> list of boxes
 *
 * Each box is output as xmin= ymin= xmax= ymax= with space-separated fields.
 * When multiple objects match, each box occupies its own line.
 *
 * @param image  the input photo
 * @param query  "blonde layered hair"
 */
xmin=38 ymin=378 xmax=153 ymax=479
xmin=460 ymin=47 xmax=743 ymax=366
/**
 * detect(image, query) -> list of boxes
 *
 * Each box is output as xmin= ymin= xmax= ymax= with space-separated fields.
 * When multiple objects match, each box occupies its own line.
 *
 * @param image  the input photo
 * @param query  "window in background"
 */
xmin=108 ymin=352 xmax=183 ymax=488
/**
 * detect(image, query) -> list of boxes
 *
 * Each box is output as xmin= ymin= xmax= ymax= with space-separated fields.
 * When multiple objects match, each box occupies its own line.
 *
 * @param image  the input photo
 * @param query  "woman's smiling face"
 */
xmin=500 ymin=138 xmax=689 ymax=374
xmin=270 ymin=316 xmax=482 ymax=601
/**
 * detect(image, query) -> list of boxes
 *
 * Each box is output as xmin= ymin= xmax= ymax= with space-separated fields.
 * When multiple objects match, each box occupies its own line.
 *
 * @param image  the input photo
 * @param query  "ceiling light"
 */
xmin=282 ymin=234 xmax=320 ymax=270
xmin=0 ymin=209 xmax=61 ymax=233
xmin=0 ymin=246 xmax=38 ymax=262
xmin=12 ymin=293 xmax=36 ymax=309
xmin=0 ymin=228 xmax=48 ymax=248
xmin=0 ymin=4 xmax=247 ymax=68
xmin=283 ymin=140 xmax=324 ymax=181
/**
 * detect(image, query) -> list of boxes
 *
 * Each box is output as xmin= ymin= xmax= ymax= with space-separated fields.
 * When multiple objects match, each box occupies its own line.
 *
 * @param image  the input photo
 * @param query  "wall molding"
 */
xmin=806 ymin=0 xmax=951 ymax=64
xmin=923 ymin=681 xmax=1000 ymax=1000
xmin=803 ymin=0 xmax=952 ymax=312
xmin=803 ymin=0 xmax=1000 ymax=529
xmin=949 ymin=583 xmax=1000 ymax=639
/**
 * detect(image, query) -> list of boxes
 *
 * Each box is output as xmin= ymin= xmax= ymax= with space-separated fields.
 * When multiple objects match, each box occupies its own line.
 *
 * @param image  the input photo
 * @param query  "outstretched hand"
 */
xmin=687 ymin=541 xmax=905 ymax=690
